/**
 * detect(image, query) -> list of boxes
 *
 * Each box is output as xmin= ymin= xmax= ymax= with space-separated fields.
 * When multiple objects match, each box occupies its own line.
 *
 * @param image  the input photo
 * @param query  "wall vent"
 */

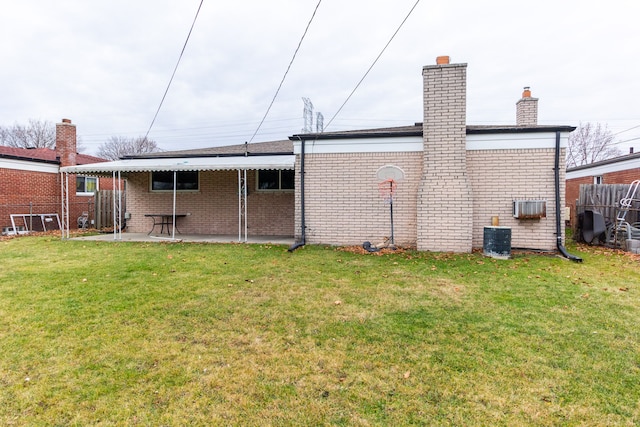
xmin=513 ymin=200 xmax=546 ymax=219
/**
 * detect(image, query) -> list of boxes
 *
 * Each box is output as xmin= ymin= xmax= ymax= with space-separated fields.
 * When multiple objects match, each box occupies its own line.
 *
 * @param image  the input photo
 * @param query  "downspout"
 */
xmin=555 ymin=131 xmax=582 ymax=262
xmin=288 ymin=136 xmax=306 ymax=252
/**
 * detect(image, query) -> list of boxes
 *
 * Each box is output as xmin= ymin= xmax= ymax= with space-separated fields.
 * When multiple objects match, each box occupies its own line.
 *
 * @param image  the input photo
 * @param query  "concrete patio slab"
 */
xmin=69 ymin=233 xmax=295 ymax=246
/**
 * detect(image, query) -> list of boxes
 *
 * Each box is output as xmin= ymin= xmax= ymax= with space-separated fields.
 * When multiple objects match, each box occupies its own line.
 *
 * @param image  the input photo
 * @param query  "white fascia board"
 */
xmin=466 ymin=132 xmax=569 ymax=150
xmin=292 ymin=132 xmax=570 ymax=155
xmin=566 ymin=158 xmax=640 ymax=179
xmin=0 ymin=158 xmax=59 ymax=174
xmin=292 ymin=136 xmax=423 ymax=154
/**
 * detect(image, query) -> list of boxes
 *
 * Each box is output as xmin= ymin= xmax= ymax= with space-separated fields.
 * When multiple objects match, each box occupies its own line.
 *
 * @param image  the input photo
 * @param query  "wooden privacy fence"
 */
xmin=94 ymin=190 xmax=126 ymax=230
xmin=576 ymin=184 xmax=639 ymax=227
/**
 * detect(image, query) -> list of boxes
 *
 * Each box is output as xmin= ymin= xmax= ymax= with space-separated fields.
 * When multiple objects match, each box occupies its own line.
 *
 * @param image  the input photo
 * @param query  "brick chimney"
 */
xmin=417 ymin=56 xmax=473 ymax=252
xmin=516 ymin=86 xmax=538 ymax=126
xmin=56 ymin=118 xmax=77 ymax=167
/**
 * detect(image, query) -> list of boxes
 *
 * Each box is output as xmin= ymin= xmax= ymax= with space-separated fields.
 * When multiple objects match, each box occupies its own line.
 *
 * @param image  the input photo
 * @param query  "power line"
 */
xmin=324 ymin=0 xmax=421 ymax=131
xmin=613 ymin=135 xmax=640 ymax=145
xmin=144 ymin=0 xmax=205 ymax=140
xmin=613 ymin=123 xmax=640 ymax=136
xmin=247 ymin=0 xmax=322 ymax=144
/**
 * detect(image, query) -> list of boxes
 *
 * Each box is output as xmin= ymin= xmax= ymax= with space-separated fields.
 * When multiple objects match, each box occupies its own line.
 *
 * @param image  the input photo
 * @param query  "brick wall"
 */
xmin=124 ymin=170 xmax=294 ymax=236
xmin=565 ymin=176 xmax=592 ymax=226
xmin=0 ymin=169 xmax=111 ymax=230
xmin=0 ymin=169 xmax=59 ymax=229
xmin=602 ymin=168 xmax=640 ymax=185
xmin=418 ymin=60 xmax=473 ymax=252
xmin=294 ymin=152 xmax=422 ymax=247
xmin=565 ymin=167 xmax=640 ymax=226
xmin=467 ymin=148 xmax=564 ymax=251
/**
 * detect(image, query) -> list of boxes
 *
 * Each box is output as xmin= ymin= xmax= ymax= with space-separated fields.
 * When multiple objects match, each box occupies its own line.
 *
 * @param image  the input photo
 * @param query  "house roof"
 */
xmin=289 ymin=123 xmax=576 ymax=140
xmin=125 ymin=140 xmax=294 ymax=159
xmin=567 ymin=151 xmax=640 ymax=173
xmin=0 ymin=145 xmax=106 ymax=165
xmin=119 ymin=123 xmax=576 ymax=161
xmin=60 ymin=155 xmax=296 ymax=175
xmin=59 ymin=122 xmax=577 ymax=174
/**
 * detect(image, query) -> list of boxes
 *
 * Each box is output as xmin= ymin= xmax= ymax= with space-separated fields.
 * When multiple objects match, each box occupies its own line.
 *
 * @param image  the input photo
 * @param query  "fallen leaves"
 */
xmin=335 ymin=246 xmax=406 ymax=256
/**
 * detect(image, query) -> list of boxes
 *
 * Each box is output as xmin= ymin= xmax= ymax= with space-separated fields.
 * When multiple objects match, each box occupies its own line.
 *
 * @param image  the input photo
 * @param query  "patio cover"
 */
xmin=59 ymin=155 xmax=295 ymax=174
xmin=59 ymin=155 xmax=295 ymax=241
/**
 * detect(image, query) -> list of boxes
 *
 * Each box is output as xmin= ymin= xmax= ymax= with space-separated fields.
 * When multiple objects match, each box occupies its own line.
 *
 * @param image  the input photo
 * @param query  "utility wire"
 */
xmin=613 ymin=123 xmax=640 ymax=136
xmin=325 ymin=0 xmax=421 ymax=131
xmin=145 ymin=0 xmax=205 ymax=139
xmin=613 ymin=135 xmax=640 ymax=145
xmin=248 ymin=0 xmax=322 ymax=143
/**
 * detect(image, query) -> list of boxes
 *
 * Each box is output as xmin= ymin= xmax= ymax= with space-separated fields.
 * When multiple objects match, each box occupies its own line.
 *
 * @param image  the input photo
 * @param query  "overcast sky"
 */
xmin=1 ymin=1 xmax=639 ymax=154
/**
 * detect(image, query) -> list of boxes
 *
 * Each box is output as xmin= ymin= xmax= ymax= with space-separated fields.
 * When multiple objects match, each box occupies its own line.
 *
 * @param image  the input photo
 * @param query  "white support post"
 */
xmin=238 ymin=169 xmax=241 ymax=242
xmin=243 ymin=169 xmax=247 ymax=242
xmin=65 ymin=172 xmax=70 ymax=238
xmin=112 ymin=171 xmax=117 ymax=240
xmin=117 ymin=170 xmax=122 ymax=240
xmin=172 ymin=171 xmax=177 ymax=241
xmin=60 ymin=172 xmax=68 ymax=239
xmin=237 ymin=169 xmax=248 ymax=243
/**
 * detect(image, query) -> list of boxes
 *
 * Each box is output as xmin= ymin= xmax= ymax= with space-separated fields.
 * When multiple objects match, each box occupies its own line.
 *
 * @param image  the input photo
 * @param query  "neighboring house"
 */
xmin=61 ymin=56 xmax=575 ymax=254
xmin=0 ymin=119 xmax=115 ymax=233
xmin=566 ymin=150 xmax=640 ymax=227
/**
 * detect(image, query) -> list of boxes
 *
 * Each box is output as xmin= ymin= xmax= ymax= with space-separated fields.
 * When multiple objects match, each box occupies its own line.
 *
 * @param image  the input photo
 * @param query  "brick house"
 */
xmin=565 ymin=150 xmax=640 ymax=227
xmin=61 ymin=57 xmax=576 ymax=254
xmin=0 ymin=119 xmax=114 ymax=233
xmin=290 ymin=57 xmax=574 ymax=253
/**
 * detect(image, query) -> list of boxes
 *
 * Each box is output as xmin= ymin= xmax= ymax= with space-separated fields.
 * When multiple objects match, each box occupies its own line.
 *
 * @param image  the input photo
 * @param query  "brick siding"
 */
xmin=294 ymin=147 xmax=563 ymax=251
xmin=294 ymin=152 xmax=422 ymax=246
xmin=0 ymin=168 xmax=114 ymax=230
xmin=467 ymin=148 xmax=564 ymax=251
xmin=125 ymin=170 xmax=294 ymax=236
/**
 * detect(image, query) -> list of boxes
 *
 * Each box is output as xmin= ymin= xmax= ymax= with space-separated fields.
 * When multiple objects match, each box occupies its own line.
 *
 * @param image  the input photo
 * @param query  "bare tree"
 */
xmin=97 ymin=136 xmax=161 ymax=160
xmin=566 ymin=122 xmax=623 ymax=168
xmin=0 ymin=119 xmax=56 ymax=148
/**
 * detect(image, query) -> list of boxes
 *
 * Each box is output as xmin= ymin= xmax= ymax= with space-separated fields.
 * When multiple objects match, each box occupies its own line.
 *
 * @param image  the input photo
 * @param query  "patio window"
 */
xmin=76 ymin=176 xmax=98 ymax=195
xmin=257 ymin=170 xmax=294 ymax=191
xmin=150 ymin=171 xmax=199 ymax=191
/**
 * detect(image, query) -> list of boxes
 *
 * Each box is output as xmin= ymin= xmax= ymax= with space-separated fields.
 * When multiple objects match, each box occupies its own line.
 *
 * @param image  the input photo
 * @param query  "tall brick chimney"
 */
xmin=516 ymin=86 xmax=538 ymax=126
xmin=56 ymin=118 xmax=77 ymax=167
xmin=417 ymin=56 xmax=473 ymax=252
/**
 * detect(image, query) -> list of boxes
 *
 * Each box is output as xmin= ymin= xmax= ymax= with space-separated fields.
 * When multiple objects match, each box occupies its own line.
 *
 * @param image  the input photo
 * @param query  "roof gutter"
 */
xmin=555 ymin=131 xmax=582 ymax=262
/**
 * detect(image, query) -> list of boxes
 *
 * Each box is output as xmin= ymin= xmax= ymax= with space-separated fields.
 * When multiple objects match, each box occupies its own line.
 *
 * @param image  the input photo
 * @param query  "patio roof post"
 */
xmin=237 ymin=169 xmax=248 ymax=243
xmin=117 ymin=170 xmax=122 ymax=240
xmin=243 ymin=169 xmax=248 ymax=242
xmin=60 ymin=172 xmax=69 ymax=239
xmin=112 ymin=171 xmax=118 ymax=240
xmin=238 ymin=169 xmax=241 ymax=242
xmin=172 ymin=171 xmax=177 ymax=240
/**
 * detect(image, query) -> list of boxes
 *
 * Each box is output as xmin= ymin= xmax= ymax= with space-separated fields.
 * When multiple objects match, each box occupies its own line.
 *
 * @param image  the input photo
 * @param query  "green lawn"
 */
xmin=0 ymin=235 xmax=639 ymax=426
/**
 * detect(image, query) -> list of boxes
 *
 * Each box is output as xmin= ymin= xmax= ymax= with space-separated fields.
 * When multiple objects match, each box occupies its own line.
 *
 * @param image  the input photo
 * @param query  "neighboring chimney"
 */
xmin=56 ymin=118 xmax=77 ymax=167
xmin=516 ymin=86 xmax=538 ymax=126
xmin=417 ymin=56 xmax=473 ymax=253
xmin=630 ymin=147 xmax=635 ymax=154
